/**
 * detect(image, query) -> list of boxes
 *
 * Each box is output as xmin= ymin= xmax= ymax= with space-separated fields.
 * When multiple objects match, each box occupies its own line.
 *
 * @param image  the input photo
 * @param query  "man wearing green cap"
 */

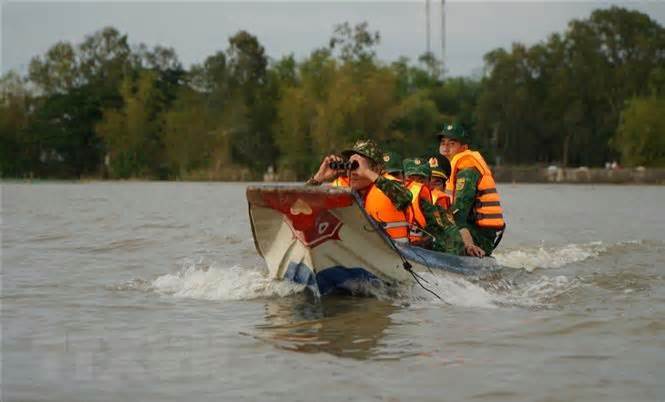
xmin=306 ymin=138 xmax=413 ymax=210
xmin=307 ymin=140 xmax=464 ymax=254
xmin=403 ymin=157 xmax=431 ymax=184
xmin=401 ymin=158 xmax=432 ymax=246
xmin=438 ymin=123 xmax=506 ymax=257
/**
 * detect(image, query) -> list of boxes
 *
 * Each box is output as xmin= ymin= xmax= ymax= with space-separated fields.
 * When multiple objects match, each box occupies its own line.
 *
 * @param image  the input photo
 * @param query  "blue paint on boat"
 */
xmin=283 ymin=261 xmax=318 ymax=294
xmin=283 ymin=262 xmax=379 ymax=296
xmin=315 ymin=266 xmax=380 ymax=295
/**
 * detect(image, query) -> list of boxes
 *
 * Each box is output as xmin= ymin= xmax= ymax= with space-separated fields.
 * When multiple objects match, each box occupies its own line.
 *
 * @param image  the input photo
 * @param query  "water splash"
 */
xmin=149 ymin=259 xmax=306 ymax=301
xmin=494 ymin=275 xmax=582 ymax=308
xmin=404 ymin=272 xmax=498 ymax=309
xmin=130 ymin=240 xmax=645 ymax=307
xmin=494 ymin=241 xmax=608 ymax=271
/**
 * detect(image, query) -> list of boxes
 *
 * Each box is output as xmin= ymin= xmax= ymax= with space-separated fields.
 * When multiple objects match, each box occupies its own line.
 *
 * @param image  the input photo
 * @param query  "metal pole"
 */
xmin=426 ymin=0 xmax=431 ymax=55
xmin=441 ymin=0 xmax=446 ymax=75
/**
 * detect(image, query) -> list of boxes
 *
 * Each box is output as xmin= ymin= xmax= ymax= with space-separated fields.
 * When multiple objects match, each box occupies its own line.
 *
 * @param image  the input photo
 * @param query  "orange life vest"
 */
xmin=431 ymin=188 xmax=450 ymax=209
xmin=331 ymin=176 xmax=350 ymax=187
xmin=446 ymin=150 xmax=505 ymax=229
xmin=405 ymin=181 xmax=429 ymax=244
xmin=364 ymin=174 xmax=409 ymax=242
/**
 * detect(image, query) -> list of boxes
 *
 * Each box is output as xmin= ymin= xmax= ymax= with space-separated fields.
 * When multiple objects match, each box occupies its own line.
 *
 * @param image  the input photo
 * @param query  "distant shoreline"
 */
xmin=493 ymin=166 xmax=665 ymax=185
xmin=3 ymin=167 xmax=665 ymax=185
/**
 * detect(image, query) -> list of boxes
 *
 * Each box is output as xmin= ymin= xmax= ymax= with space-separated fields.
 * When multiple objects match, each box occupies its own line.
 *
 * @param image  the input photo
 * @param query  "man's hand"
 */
xmin=313 ymin=155 xmax=343 ymax=183
xmin=460 ymin=228 xmax=486 ymax=258
xmin=465 ymin=244 xmax=486 ymax=258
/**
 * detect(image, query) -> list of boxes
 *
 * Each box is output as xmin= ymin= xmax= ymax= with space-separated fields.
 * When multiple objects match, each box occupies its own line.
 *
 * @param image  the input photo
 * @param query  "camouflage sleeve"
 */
xmin=420 ymin=198 xmax=454 ymax=228
xmin=452 ymin=168 xmax=482 ymax=229
xmin=374 ymin=176 xmax=413 ymax=210
xmin=419 ymin=198 xmax=465 ymax=254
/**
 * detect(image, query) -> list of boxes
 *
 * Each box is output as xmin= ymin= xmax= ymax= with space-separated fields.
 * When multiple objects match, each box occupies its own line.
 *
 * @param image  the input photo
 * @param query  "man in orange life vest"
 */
xmin=438 ymin=123 xmax=506 ymax=257
xmin=306 ymin=140 xmax=464 ymax=254
xmin=402 ymin=158 xmax=433 ymax=246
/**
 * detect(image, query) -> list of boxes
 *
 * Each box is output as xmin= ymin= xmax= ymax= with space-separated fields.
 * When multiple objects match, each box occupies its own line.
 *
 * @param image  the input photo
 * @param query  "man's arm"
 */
xmin=374 ymin=177 xmax=413 ymax=210
xmin=451 ymin=168 xmax=481 ymax=228
xmin=450 ymin=168 xmax=486 ymax=257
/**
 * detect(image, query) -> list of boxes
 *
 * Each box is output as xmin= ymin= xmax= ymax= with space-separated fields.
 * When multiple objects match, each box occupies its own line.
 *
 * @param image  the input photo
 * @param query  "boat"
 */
xmin=246 ymin=185 xmax=500 ymax=297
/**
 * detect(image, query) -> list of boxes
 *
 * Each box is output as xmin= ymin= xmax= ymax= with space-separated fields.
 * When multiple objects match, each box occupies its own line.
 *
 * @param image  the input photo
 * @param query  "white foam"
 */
xmin=407 ymin=272 xmax=497 ymax=309
xmin=494 ymin=241 xmax=607 ymax=271
xmin=151 ymin=259 xmax=305 ymax=301
xmin=145 ymin=240 xmax=613 ymax=306
xmin=494 ymin=275 xmax=581 ymax=307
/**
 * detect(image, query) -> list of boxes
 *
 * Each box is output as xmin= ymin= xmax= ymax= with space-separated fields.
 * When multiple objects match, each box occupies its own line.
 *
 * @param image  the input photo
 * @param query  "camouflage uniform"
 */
xmin=450 ymin=169 xmax=498 ymax=256
xmin=312 ymin=139 xmax=465 ymax=254
xmin=438 ymin=123 xmax=499 ymax=256
xmin=402 ymin=158 xmax=463 ymax=254
xmin=374 ymin=176 xmax=464 ymax=255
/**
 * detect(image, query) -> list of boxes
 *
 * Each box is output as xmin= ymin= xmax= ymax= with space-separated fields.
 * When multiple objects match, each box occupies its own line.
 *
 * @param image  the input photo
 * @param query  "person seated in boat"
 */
xmin=438 ymin=123 xmax=505 ymax=257
xmin=402 ymin=158 xmax=434 ymax=247
xmin=428 ymin=155 xmax=451 ymax=209
xmin=306 ymin=139 xmax=464 ymax=255
xmin=331 ymin=151 xmax=402 ymax=187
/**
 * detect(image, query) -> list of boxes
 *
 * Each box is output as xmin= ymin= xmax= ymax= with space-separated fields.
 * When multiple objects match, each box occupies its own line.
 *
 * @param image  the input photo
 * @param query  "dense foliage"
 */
xmin=1 ymin=7 xmax=664 ymax=179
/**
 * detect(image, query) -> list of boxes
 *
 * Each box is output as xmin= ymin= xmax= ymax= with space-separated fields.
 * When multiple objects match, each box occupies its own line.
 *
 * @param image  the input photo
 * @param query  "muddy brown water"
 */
xmin=3 ymin=182 xmax=664 ymax=401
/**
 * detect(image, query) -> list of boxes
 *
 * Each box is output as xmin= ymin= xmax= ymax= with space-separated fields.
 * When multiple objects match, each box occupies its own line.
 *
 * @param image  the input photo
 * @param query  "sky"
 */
xmin=2 ymin=1 xmax=665 ymax=77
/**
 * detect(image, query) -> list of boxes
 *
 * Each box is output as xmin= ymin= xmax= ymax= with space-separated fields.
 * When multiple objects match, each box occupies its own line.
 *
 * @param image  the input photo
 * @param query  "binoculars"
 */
xmin=329 ymin=160 xmax=359 ymax=170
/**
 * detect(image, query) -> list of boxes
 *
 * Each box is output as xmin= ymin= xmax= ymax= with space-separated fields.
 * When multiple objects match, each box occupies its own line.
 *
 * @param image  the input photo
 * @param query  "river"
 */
xmin=2 ymin=182 xmax=664 ymax=401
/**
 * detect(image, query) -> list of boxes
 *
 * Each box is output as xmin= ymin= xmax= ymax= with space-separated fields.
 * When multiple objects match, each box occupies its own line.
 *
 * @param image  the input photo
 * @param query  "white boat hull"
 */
xmin=247 ymin=185 xmax=499 ymax=296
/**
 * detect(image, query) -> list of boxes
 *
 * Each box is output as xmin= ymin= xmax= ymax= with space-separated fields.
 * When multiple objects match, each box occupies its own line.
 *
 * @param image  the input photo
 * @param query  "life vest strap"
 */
xmin=477 ymin=188 xmax=498 ymax=196
xmin=382 ymin=221 xmax=410 ymax=229
xmin=475 ymin=200 xmax=501 ymax=207
xmin=475 ymin=212 xmax=504 ymax=220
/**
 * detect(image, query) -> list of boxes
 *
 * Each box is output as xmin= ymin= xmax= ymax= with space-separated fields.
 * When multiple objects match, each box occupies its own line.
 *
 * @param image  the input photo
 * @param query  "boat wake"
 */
xmin=120 ymin=240 xmax=646 ymax=308
xmin=493 ymin=241 xmax=608 ymax=271
xmin=145 ymin=258 xmax=306 ymax=300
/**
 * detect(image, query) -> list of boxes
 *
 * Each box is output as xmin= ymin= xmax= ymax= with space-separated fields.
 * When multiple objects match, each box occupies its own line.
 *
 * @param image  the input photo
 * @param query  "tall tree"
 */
xmin=0 ymin=72 xmax=32 ymax=176
xmin=96 ymin=71 xmax=163 ymax=177
xmin=615 ymin=97 xmax=665 ymax=166
xmin=225 ymin=31 xmax=278 ymax=174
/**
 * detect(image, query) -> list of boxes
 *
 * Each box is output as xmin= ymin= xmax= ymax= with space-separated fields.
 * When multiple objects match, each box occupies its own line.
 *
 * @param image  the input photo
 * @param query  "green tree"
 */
xmin=96 ymin=71 xmax=163 ymax=177
xmin=28 ymin=42 xmax=80 ymax=95
xmin=0 ymin=72 xmax=32 ymax=176
xmin=475 ymin=6 xmax=665 ymax=166
xmin=614 ymin=97 xmax=665 ymax=166
xmin=225 ymin=31 xmax=278 ymax=174
xmin=329 ymin=22 xmax=381 ymax=64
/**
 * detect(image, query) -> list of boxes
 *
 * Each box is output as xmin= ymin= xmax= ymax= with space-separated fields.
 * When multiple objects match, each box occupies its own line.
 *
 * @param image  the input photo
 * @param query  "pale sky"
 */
xmin=2 ymin=1 xmax=664 ymax=77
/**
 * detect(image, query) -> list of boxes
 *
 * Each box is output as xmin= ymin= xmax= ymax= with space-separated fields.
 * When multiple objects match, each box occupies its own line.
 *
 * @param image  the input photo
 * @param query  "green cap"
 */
xmin=403 ymin=157 xmax=431 ymax=178
xmin=438 ymin=123 xmax=469 ymax=144
xmin=382 ymin=151 xmax=402 ymax=173
xmin=341 ymin=139 xmax=384 ymax=165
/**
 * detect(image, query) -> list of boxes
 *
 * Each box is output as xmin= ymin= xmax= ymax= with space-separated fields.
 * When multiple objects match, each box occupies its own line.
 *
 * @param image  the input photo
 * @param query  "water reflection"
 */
xmin=256 ymin=296 xmax=399 ymax=360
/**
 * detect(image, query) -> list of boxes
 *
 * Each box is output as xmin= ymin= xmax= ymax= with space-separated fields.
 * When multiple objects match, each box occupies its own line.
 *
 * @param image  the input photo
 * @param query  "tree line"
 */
xmin=1 ymin=6 xmax=664 ymax=180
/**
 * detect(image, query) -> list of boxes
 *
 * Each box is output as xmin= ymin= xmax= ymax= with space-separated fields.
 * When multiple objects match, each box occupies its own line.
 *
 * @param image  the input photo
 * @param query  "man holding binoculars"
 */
xmin=306 ymin=139 xmax=464 ymax=254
